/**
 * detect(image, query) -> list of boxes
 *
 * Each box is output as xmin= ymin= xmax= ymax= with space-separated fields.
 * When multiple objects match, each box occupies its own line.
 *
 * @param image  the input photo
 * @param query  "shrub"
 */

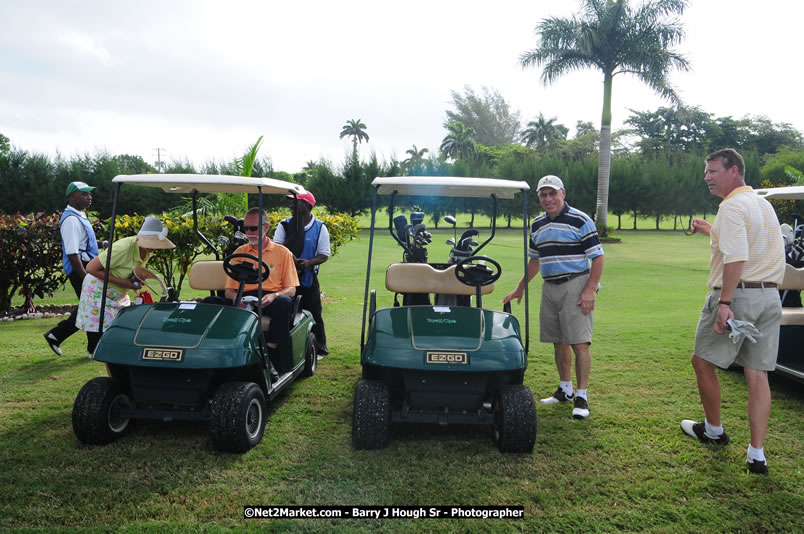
xmin=112 ymin=213 xmax=229 ymax=298
xmin=270 ymin=211 xmax=360 ymax=257
xmin=112 ymin=211 xmax=358 ymax=298
xmin=0 ymin=212 xmax=66 ymax=312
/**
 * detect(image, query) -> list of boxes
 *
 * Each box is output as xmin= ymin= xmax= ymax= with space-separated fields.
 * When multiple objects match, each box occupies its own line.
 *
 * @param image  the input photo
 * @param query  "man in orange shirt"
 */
xmin=224 ymin=207 xmax=299 ymax=351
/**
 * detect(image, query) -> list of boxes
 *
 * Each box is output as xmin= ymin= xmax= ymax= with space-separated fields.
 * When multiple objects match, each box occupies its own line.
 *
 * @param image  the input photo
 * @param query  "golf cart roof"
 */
xmin=755 ymin=185 xmax=804 ymax=200
xmin=111 ymin=174 xmax=306 ymax=195
xmin=372 ymin=176 xmax=529 ymax=199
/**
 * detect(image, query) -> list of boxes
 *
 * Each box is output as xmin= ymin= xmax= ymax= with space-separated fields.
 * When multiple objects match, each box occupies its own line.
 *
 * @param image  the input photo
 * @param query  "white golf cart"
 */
xmin=755 ymin=185 xmax=804 ymax=383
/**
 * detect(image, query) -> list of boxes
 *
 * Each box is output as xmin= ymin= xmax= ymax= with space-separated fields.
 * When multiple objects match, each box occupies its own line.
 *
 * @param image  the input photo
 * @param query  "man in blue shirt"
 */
xmin=504 ymin=175 xmax=604 ymax=419
xmin=44 ymin=181 xmax=106 ymax=356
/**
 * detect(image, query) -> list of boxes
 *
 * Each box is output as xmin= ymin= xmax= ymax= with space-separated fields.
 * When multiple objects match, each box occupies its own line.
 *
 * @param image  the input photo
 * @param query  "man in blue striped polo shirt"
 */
xmin=504 ymin=175 xmax=604 ymax=419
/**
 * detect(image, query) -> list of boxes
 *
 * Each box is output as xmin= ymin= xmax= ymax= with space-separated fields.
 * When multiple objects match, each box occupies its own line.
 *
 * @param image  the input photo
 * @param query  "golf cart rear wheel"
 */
xmin=72 ymin=377 xmax=132 ymax=445
xmin=302 ymin=332 xmax=317 ymax=378
xmin=352 ymin=379 xmax=391 ymax=450
xmin=210 ymin=382 xmax=266 ymax=453
xmin=493 ymin=385 xmax=536 ymax=453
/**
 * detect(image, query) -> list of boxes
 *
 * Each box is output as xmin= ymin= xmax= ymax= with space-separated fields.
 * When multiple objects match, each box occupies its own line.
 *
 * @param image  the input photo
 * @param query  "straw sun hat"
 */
xmin=136 ymin=216 xmax=176 ymax=249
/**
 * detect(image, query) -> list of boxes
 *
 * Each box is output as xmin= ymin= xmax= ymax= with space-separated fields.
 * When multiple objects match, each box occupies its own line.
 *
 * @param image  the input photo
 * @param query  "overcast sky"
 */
xmin=1 ymin=0 xmax=802 ymax=174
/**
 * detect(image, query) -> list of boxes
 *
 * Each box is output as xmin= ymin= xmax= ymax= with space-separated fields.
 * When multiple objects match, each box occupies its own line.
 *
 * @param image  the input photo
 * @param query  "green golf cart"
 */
xmin=352 ymin=176 xmax=537 ymax=452
xmin=71 ymin=175 xmax=317 ymax=453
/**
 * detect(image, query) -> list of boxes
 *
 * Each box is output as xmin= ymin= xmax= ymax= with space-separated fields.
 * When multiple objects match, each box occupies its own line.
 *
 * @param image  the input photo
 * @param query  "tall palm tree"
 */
xmin=521 ymin=113 xmax=565 ymax=148
xmin=402 ymin=144 xmax=429 ymax=174
xmin=440 ymin=122 xmax=477 ymax=161
xmin=520 ymin=0 xmax=689 ymax=232
xmin=339 ymin=119 xmax=369 ymax=160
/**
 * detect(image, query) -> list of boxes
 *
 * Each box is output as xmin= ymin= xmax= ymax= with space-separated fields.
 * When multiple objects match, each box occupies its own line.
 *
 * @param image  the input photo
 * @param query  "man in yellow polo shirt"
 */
xmin=224 ymin=207 xmax=299 ymax=352
xmin=681 ymin=148 xmax=785 ymax=476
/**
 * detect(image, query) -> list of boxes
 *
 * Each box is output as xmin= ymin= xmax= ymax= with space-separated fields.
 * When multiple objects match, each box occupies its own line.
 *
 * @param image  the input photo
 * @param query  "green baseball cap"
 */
xmin=66 ymin=181 xmax=96 ymax=197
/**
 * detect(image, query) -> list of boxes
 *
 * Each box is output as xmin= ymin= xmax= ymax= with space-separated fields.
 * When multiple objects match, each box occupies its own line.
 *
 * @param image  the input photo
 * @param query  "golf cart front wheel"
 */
xmin=302 ymin=332 xmax=318 ymax=378
xmin=210 ymin=382 xmax=266 ymax=453
xmin=352 ymin=379 xmax=391 ymax=450
xmin=72 ymin=377 xmax=132 ymax=445
xmin=493 ymin=385 xmax=536 ymax=453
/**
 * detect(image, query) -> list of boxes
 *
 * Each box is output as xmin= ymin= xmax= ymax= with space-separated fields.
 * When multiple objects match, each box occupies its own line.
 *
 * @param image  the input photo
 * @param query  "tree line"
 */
xmin=2 ymin=105 xmax=803 ymax=230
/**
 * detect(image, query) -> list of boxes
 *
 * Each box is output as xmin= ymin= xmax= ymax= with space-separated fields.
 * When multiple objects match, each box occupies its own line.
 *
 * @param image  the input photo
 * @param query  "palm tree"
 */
xmin=339 ymin=119 xmax=369 ymax=161
xmin=521 ymin=113 xmax=566 ymax=148
xmin=520 ymin=0 xmax=689 ymax=233
xmin=402 ymin=144 xmax=429 ymax=174
xmin=440 ymin=122 xmax=477 ymax=161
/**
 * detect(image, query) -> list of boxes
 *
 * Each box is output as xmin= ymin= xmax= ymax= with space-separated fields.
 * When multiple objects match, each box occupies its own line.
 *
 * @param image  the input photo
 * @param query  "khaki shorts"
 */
xmin=694 ymin=288 xmax=781 ymax=371
xmin=540 ymin=274 xmax=593 ymax=345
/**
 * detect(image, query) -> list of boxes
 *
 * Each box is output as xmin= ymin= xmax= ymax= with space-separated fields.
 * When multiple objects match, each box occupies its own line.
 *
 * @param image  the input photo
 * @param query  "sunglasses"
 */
xmin=243 ymin=225 xmax=264 ymax=232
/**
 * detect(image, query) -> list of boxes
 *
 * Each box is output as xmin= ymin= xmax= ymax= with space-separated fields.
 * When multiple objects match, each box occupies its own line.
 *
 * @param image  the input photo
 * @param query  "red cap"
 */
xmin=288 ymin=191 xmax=316 ymax=207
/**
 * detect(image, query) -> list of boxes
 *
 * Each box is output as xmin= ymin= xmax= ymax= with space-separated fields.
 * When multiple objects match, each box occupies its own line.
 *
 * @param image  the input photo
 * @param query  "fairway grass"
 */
xmin=1 ymin=230 xmax=802 ymax=533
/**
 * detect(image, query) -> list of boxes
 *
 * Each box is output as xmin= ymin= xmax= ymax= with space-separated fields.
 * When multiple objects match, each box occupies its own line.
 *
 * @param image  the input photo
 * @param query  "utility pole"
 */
xmin=153 ymin=148 xmax=167 ymax=173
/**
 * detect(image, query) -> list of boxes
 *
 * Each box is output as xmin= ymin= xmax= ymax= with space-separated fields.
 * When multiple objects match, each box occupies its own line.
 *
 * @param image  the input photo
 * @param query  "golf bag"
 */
xmin=780 ymin=217 xmax=804 ymax=307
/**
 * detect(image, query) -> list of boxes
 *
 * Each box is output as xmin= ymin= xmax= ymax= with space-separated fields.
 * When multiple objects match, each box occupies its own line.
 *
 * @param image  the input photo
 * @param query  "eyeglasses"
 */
xmin=243 ymin=225 xmax=263 ymax=232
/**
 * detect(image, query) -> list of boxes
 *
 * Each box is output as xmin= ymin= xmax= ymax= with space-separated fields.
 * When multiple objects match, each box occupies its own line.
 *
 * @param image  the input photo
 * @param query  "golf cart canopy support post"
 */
xmin=192 ymin=192 xmax=219 ymax=261
xmin=98 ymin=182 xmax=121 ymax=336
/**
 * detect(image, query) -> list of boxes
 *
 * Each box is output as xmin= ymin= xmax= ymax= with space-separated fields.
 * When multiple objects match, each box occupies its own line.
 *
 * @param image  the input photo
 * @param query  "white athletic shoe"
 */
xmin=540 ymin=388 xmax=574 ymax=405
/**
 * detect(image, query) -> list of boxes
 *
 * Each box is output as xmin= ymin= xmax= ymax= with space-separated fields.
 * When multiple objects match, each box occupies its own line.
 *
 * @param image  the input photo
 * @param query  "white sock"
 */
xmin=576 ymin=389 xmax=587 ymax=400
xmin=747 ymin=445 xmax=766 ymax=462
xmin=704 ymin=419 xmax=724 ymax=438
xmin=560 ymin=381 xmax=573 ymax=397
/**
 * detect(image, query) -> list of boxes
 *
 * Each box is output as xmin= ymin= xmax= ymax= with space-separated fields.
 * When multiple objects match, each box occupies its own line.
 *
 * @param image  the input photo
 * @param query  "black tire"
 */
xmin=493 ymin=385 xmax=536 ymax=453
xmin=301 ymin=332 xmax=318 ymax=378
xmin=72 ymin=377 xmax=132 ymax=445
xmin=352 ymin=379 xmax=391 ymax=450
xmin=210 ymin=382 xmax=266 ymax=453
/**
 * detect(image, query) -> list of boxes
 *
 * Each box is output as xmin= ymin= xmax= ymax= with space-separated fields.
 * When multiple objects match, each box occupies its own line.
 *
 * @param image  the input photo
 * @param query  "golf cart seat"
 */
xmin=385 ymin=263 xmax=494 ymax=297
xmin=189 ymin=260 xmax=304 ymax=329
xmin=779 ymin=264 xmax=804 ymax=326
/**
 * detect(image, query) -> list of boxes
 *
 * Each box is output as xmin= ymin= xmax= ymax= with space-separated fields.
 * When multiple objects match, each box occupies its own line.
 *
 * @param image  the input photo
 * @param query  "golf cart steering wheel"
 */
xmin=454 ymin=256 xmax=502 ymax=287
xmin=223 ymin=253 xmax=270 ymax=285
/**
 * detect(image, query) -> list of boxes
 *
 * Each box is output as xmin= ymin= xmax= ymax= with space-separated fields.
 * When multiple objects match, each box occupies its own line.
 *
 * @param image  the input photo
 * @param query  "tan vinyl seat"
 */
xmin=779 ymin=264 xmax=804 ymax=326
xmin=385 ymin=263 xmax=493 ymax=296
xmin=189 ymin=260 xmax=228 ymax=291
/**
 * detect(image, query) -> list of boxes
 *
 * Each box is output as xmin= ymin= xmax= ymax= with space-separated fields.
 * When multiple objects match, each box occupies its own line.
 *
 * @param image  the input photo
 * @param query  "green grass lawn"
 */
xmin=1 ymin=230 xmax=802 ymax=533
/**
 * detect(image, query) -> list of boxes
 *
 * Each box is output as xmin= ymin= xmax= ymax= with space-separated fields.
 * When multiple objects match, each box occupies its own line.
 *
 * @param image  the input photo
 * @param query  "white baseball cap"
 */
xmin=537 ymin=175 xmax=564 ymax=191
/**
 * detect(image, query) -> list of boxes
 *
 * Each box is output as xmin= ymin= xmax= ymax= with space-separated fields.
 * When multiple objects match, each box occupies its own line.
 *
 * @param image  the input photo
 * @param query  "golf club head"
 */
xmin=444 ymin=215 xmax=456 ymax=226
xmin=446 ymin=238 xmax=456 ymax=246
xmin=410 ymin=212 xmax=425 ymax=227
xmin=218 ymin=236 xmax=230 ymax=245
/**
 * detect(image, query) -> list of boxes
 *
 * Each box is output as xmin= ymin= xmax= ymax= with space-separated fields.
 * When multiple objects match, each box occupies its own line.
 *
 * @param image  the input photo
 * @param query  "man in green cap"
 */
xmin=44 ymin=181 xmax=106 ymax=356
